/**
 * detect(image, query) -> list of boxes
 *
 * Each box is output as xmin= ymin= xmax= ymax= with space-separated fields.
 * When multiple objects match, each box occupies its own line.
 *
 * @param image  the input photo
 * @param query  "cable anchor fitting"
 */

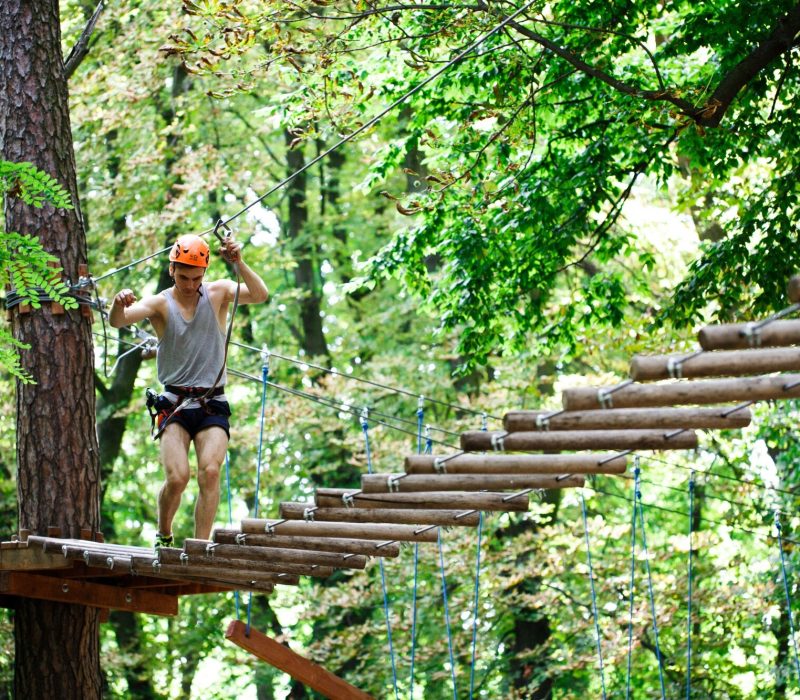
xmin=491 ymin=432 xmax=506 ymax=451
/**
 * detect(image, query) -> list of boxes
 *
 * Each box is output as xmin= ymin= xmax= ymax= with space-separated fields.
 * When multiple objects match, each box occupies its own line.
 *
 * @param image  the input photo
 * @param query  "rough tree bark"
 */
xmin=0 ymin=0 xmax=102 ymax=697
xmin=284 ymin=130 xmax=329 ymax=359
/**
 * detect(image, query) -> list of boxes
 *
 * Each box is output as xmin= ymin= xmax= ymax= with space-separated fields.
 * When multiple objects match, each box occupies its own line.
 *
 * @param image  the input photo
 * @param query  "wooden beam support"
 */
xmin=226 ymin=620 xmax=373 ymax=700
xmin=562 ymin=374 xmax=800 ymax=410
xmin=276 ymin=501 xmax=480 ymax=528
xmin=0 ymin=545 xmax=71 ymax=572
xmin=461 ymin=429 xmax=697 ymax=452
xmin=630 ymin=347 xmax=800 ymax=381
xmin=698 ymin=320 xmax=800 ymax=350
xmin=0 ymin=571 xmax=178 ymax=616
xmin=502 ymin=407 xmax=751 ymax=432
xmin=213 ymin=531 xmax=401 ymax=558
xmin=182 ymin=540 xmax=367 ymax=570
xmin=361 ymin=473 xmax=585 ymax=493
xmin=315 ymin=488 xmax=530 ymax=512
xmin=245 ymin=516 xmax=446 ymax=541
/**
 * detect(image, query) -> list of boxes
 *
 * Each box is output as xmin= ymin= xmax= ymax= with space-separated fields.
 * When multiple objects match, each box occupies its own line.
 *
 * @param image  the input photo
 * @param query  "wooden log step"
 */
xmin=698 ymin=320 xmax=800 ymax=350
xmin=562 ymin=374 xmax=800 ymax=410
xmin=128 ymin=554 xmax=281 ymax=591
xmin=278 ymin=501 xmax=480 ymax=528
xmin=213 ymin=530 xmax=401 ymax=558
xmin=253 ymin=514 xmax=448 ymax=540
xmin=362 ymin=473 xmax=585 ymax=493
xmin=460 ymin=429 xmax=698 ymax=451
xmin=502 ymin=407 xmax=751 ymax=432
xmin=405 ymin=453 xmax=628 ymax=475
xmin=183 ymin=539 xmax=368 ymax=570
xmin=630 ymin=347 xmax=800 ymax=381
xmin=315 ymin=488 xmax=530 ymax=512
xmin=159 ymin=547 xmax=334 ymax=578
xmin=226 ymin=620 xmax=374 ymax=700
xmin=789 ymin=275 xmax=800 ymax=303
xmin=28 ymin=536 xmax=153 ymax=557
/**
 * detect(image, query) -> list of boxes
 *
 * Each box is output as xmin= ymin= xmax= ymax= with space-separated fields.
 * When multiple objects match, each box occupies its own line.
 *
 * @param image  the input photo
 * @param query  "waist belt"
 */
xmin=165 ymin=385 xmax=225 ymax=398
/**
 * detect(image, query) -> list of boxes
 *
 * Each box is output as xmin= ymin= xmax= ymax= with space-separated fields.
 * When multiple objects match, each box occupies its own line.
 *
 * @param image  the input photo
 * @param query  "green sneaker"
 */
xmin=154 ymin=533 xmax=173 ymax=549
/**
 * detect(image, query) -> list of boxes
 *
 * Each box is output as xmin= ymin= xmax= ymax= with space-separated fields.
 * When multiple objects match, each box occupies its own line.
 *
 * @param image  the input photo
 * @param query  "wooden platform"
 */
xmin=0 ymin=533 xmax=301 ymax=616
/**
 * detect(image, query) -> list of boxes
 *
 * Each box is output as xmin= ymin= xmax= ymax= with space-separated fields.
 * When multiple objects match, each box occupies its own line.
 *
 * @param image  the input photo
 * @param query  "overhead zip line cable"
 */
xmin=92 ymin=0 xmax=539 ymax=284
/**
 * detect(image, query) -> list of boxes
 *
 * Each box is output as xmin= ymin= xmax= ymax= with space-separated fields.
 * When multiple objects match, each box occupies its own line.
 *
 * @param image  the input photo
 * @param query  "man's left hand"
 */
xmin=220 ymin=238 xmax=242 ymax=264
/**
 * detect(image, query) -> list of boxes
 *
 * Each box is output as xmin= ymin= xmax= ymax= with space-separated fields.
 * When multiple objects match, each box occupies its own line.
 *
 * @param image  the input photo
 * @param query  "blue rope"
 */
xmin=580 ymin=491 xmax=607 ymax=699
xmin=686 ymin=472 xmax=695 ymax=700
xmin=438 ymin=528 xmax=458 ymax=699
xmin=775 ymin=510 xmax=800 ymax=684
xmin=362 ymin=413 xmax=400 ymax=700
xmin=223 ymin=452 xmax=240 ymax=619
xmin=252 ymin=355 xmax=270 ymax=519
xmin=625 ymin=465 xmax=638 ymax=700
xmin=416 ymin=396 xmax=424 ymax=454
xmin=469 ymin=511 xmax=484 ymax=699
xmin=410 ymin=541 xmax=420 ymax=699
xmin=635 ymin=464 xmax=666 ymax=700
xmin=410 ymin=399 xmax=425 ymax=699
xmin=246 ymin=353 xmax=270 ymax=636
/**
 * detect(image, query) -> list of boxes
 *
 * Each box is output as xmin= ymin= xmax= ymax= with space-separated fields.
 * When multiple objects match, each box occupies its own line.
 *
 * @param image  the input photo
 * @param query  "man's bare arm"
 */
xmin=109 ymin=289 xmax=165 ymax=329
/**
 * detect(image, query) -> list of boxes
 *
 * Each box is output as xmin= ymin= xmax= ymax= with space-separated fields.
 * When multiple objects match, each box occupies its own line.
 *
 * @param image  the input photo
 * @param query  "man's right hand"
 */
xmin=114 ymin=289 xmax=137 ymax=308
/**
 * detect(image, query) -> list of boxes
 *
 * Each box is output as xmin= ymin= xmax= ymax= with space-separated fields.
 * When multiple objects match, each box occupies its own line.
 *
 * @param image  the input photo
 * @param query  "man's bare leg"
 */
xmin=158 ymin=423 xmax=192 ymax=538
xmin=193 ymin=426 xmax=228 ymax=540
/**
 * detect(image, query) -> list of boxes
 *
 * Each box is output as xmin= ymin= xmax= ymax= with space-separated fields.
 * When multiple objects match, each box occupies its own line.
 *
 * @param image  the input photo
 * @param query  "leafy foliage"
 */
xmin=1 ymin=1 xmax=798 ymax=697
xmin=163 ymin=0 xmax=800 ymax=367
xmin=1 ymin=161 xmax=78 ymax=381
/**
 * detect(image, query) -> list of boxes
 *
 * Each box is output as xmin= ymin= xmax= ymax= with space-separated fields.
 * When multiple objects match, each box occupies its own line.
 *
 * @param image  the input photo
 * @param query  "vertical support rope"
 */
xmin=468 ymin=410 xmax=489 ymax=698
xmin=625 ymin=461 xmax=638 ymax=700
xmin=253 ymin=351 xmax=270 ymax=519
xmin=417 ymin=396 xmax=424 ymax=455
xmin=635 ymin=462 xmax=667 ymax=700
xmin=246 ymin=350 xmax=270 ymax=636
xmin=469 ymin=511 xmax=484 ymax=700
xmin=224 ymin=451 xmax=240 ymax=619
xmin=775 ymin=510 xmax=800 ymax=684
xmin=686 ymin=471 xmax=695 ymax=700
xmin=580 ymin=491 xmax=607 ymax=699
xmin=362 ymin=411 xmax=400 ymax=700
xmin=438 ymin=528 xmax=458 ymax=700
xmin=410 ymin=397 xmax=425 ymax=699
xmin=410 ymin=541 xmax=420 ymax=699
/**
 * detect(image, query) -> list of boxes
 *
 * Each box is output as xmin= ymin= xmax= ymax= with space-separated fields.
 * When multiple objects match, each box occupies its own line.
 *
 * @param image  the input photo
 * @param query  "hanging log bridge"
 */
xmin=4 ymin=275 xmax=800 ymax=699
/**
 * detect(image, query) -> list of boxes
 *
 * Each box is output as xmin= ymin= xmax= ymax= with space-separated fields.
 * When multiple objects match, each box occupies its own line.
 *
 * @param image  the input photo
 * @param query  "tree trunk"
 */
xmin=0 ymin=0 xmax=102 ymax=696
xmin=284 ymin=130 xmax=329 ymax=359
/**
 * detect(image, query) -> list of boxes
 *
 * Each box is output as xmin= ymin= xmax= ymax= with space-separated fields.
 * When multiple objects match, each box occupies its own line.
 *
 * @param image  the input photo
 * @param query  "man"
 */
xmin=109 ymin=233 xmax=268 ymax=546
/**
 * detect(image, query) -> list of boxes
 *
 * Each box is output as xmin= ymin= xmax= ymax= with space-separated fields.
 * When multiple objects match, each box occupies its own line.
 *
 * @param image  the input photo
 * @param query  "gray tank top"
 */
xmin=157 ymin=285 xmax=227 ymax=390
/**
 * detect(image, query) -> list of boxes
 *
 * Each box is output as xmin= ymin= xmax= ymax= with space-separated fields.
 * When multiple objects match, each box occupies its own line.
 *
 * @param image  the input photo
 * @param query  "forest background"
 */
xmin=2 ymin=0 xmax=800 ymax=697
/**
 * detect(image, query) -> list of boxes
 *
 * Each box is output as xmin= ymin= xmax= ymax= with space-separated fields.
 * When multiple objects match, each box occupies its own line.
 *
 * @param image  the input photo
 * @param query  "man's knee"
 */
xmin=164 ymin=467 xmax=190 ymax=492
xmin=198 ymin=462 xmax=221 ymax=489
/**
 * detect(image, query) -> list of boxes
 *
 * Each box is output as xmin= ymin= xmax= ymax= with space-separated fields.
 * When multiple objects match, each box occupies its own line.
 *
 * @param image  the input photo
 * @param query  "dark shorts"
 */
xmin=158 ymin=399 xmax=231 ymax=440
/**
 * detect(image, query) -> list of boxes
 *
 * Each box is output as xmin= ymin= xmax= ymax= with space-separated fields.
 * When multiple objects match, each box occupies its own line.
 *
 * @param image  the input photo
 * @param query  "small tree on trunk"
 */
xmin=1 ymin=0 xmax=102 ymax=696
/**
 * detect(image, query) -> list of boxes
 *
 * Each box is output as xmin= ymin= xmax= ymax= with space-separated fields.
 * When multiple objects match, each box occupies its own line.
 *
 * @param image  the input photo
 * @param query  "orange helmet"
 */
xmin=169 ymin=234 xmax=210 ymax=268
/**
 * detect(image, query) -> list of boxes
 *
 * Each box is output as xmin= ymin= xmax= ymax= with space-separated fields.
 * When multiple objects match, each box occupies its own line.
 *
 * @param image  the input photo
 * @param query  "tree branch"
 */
xmin=501 ymin=14 xmax=699 ymax=116
xmin=498 ymin=2 xmax=800 ymax=127
xmin=64 ymin=1 xmax=104 ymax=80
xmin=702 ymin=1 xmax=800 ymax=126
